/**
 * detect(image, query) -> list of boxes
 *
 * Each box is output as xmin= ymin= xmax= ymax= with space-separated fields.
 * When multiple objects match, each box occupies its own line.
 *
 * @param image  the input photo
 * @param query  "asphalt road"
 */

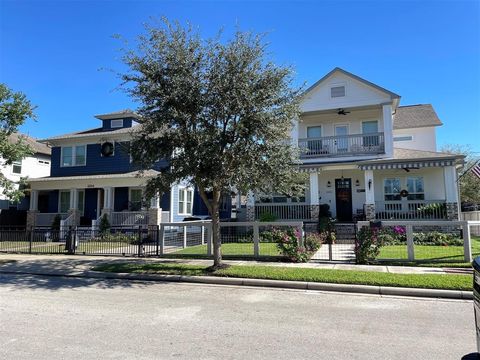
xmin=0 ymin=273 xmax=476 ymax=360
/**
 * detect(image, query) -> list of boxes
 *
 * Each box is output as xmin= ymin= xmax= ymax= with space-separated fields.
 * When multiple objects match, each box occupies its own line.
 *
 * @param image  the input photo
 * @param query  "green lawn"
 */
xmin=169 ymin=242 xmax=282 ymax=258
xmin=377 ymin=237 xmax=480 ymax=266
xmin=92 ymin=262 xmax=472 ymax=291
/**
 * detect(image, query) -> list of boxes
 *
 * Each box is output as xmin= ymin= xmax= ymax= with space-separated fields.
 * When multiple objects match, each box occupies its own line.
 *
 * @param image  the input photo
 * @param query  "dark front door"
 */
xmin=335 ymin=178 xmax=352 ymax=222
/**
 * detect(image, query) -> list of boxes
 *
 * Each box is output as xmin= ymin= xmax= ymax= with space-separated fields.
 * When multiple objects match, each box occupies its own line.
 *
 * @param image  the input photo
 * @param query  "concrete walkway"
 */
xmin=0 ymin=253 xmax=470 ymax=275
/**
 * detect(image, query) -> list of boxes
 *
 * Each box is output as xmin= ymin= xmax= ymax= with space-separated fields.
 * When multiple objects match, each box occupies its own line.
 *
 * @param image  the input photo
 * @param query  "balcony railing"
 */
xmin=298 ymin=132 xmax=385 ymax=158
xmin=255 ymin=203 xmax=311 ymax=220
xmin=110 ymin=211 xmax=149 ymax=226
xmin=375 ymin=200 xmax=447 ymax=220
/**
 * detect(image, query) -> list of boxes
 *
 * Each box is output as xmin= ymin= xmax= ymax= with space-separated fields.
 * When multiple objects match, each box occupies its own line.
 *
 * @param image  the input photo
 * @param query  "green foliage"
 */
xmin=355 ymin=227 xmax=382 ymax=264
xmin=273 ymin=227 xmax=323 ymax=262
xmin=0 ymin=84 xmax=36 ymax=202
xmin=118 ymin=18 xmax=306 ymax=266
xmin=51 ymin=214 xmax=61 ymax=230
xmin=98 ymin=214 xmax=111 ymax=234
xmin=413 ymin=232 xmax=463 ymax=246
xmin=96 ymin=232 xmax=138 ymax=244
xmin=258 ymin=212 xmax=278 ymax=222
xmin=318 ymin=204 xmax=336 ymax=243
xmin=319 ymin=204 xmax=331 ymax=218
xmin=417 ymin=202 xmax=446 ymax=217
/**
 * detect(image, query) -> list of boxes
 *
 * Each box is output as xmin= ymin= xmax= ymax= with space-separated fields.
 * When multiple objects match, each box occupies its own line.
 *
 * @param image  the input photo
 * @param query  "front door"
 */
xmin=335 ymin=178 xmax=352 ymax=222
xmin=335 ymin=125 xmax=349 ymax=153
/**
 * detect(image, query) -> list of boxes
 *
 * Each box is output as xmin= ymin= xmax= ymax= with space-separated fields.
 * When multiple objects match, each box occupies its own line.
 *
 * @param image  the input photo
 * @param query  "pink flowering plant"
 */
xmin=273 ymin=227 xmax=324 ymax=262
xmin=355 ymin=227 xmax=382 ymax=264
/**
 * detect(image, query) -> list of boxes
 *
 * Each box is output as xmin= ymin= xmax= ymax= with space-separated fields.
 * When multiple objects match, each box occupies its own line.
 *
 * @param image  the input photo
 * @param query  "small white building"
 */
xmin=0 ymin=133 xmax=51 ymax=210
xmin=250 ymin=67 xmax=463 ymax=222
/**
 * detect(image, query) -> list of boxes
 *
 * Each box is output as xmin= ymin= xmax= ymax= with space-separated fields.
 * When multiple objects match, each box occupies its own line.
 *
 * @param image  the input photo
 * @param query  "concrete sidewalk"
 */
xmin=0 ymin=253 xmax=471 ymax=275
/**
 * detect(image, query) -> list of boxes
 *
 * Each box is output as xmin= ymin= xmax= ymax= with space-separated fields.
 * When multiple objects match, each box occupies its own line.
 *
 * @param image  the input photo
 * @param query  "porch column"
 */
xmin=309 ymin=171 xmax=320 ymax=221
xmin=364 ymin=170 xmax=376 ymax=221
xmin=246 ymin=191 xmax=255 ymax=222
xmin=103 ymin=187 xmax=113 ymax=210
xmin=444 ymin=166 xmax=459 ymax=220
xmin=68 ymin=188 xmax=80 ymax=226
xmin=382 ymin=104 xmax=393 ymax=158
xmin=149 ymin=192 xmax=162 ymax=227
xmin=27 ymin=190 xmax=39 ymax=228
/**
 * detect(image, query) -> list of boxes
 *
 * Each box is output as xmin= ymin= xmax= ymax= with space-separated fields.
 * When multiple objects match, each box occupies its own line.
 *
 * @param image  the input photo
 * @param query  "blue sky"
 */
xmin=1 ymin=0 xmax=479 ymax=152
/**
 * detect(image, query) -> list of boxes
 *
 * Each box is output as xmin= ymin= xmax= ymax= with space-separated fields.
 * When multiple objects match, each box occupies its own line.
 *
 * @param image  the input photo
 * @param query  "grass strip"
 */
xmin=92 ymin=263 xmax=472 ymax=291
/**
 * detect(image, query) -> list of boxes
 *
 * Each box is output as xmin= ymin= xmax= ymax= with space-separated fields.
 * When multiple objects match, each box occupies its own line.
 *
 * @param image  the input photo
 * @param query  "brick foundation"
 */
xmin=246 ymin=205 xmax=255 ymax=222
xmin=309 ymin=205 xmax=320 ymax=222
xmin=364 ymin=203 xmax=376 ymax=221
xmin=446 ymin=202 xmax=459 ymax=221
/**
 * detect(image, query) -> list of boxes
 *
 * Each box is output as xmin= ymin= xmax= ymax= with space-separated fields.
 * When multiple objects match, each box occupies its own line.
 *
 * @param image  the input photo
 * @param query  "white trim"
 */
xmin=306 ymin=125 xmax=322 ymax=138
xmin=110 ymin=119 xmax=124 ymax=128
xmin=330 ymin=82 xmax=346 ymax=98
xmin=178 ymin=186 xmax=194 ymax=216
xmin=60 ymin=144 xmax=87 ymax=167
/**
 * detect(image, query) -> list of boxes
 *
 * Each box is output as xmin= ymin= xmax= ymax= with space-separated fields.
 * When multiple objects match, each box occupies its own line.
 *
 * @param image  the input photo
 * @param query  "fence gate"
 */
xmin=305 ymin=222 xmax=356 ymax=262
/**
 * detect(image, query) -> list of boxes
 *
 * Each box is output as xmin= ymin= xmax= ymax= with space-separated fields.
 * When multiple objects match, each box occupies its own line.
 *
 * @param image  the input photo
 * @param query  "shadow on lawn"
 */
xmin=0 ymin=255 xmax=198 ymax=291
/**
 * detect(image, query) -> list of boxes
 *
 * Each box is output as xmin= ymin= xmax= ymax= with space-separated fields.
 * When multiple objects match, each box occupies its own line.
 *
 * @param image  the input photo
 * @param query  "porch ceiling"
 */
xmin=28 ymin=170 xmax=158 ymax=190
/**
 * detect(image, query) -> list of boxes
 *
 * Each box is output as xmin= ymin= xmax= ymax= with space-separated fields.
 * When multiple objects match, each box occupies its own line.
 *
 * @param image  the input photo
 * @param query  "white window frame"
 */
xmin=61 ymin=145 xmax=87 ymax=167
xmin=306 ymin=126 xmax=322 ymax=139
xmin=406 ymin=176 xmax=425 ymax=201
xmin=178 ymin=187 xmax=194 ymax=215
xmin=383 ymin=178 xmax=402 ymax=201
xmin=12 ymin=160 xmax=22 ymax=175
xmin=330 ymin=85 xmax=346 ymax=98
xmin=110 ymin=119 xmax=124 ymax=128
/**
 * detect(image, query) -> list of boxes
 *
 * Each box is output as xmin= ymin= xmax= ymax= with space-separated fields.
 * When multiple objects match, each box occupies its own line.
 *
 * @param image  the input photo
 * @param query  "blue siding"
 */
xmin=101 ymin=118 xmax=134 ymax=131
xmin=84 ymin=189 xmax=98 ymax=220
xmin=114 ymin=187 xmax=129 ymax=211
xmin=160 ymin=192 xmax=170 ymax=211
xmin=48 ymin=190 xmax=59 ymax=213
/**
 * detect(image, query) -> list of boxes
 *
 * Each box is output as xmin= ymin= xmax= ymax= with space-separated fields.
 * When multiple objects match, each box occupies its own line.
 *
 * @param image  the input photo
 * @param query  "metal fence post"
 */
xmin=207 ymin=223 xmax=212 ymax=256
xmin=137 ymin=226 xmax=143 ymax=257
xmin=406 ymin=225 xmax=414 ymax=261
xmin=201 ymin=225 xmax=205 ymax=245
xmin=298 ymin=223 xmax=304 ymax=248
xmin=183 ymin=226 xmax=187 ymax=248
xmin=463 ymin=221 xmax=472 ymax=262
xmin=159 ymin=224 xmax=165 ymax=256
xmin=253 ymin=222 xmax=260 ymax=258
xmin=28 ymin=227 xmax=33 ymax=254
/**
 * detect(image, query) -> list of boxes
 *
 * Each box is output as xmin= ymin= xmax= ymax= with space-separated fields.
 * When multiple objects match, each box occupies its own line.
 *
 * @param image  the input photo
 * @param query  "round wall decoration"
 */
xmin=399 ymin=189 xmax=409 ymax=198
xmin=101 ymin=142 xmax=114 ymax=157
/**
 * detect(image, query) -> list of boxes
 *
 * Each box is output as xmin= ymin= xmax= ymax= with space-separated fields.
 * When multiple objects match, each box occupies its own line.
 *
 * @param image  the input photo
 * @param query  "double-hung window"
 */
xmin=306 ymin=126 xmax=323 ymax=155
xmin=129 ymin=189 xmax=143 ymax=211
xmin=384 ymin=178 xmax=401 ymax=201
xmin=406 ymin=177 xmax=425 ymax=200
xmin=178 ymin=188 xmax=193 ymax=215
xmin=61 ymin=145 xmax=86 ymax=167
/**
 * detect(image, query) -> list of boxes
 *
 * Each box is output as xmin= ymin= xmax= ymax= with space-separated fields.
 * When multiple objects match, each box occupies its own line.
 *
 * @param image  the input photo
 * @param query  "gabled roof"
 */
xmin=40 ymin=125 xmax=139 ymax=143
xmin=94 ymin=109 xmax=140 ymax=120
xmin=393 ymin=104 xmax=442 ymax=129
xmin=9 ymin=133 xmax=51 ymax=156
xmin=302 ymin=67 xmax=401 ymax=100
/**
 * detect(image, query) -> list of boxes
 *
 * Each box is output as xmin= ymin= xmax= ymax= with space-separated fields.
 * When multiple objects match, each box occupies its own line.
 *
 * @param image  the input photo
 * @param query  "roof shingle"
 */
xmin=393 ymin=104 xmax=442 ymax=129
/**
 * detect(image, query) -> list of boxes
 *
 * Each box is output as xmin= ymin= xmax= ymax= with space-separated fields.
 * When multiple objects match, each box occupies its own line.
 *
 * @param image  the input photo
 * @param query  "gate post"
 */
xmin=183 ymin=226 xmax=187 ymax=248
xmin=207 ymin=223 xmax=213 ymax=256
xmin=253 ymin=222 xmax=260 ymax=258
xmin=137 ymin=226 xmax=143 ymax=257
xmin=28 ymin=227 xmax=33 ymax=254
xmin=159 ymin=224 xmax=165 ymax=256
xmin=463 ymin=221 xmax=472 ymax=262
xmin=406 ymin=225 xmax=414 ymax=261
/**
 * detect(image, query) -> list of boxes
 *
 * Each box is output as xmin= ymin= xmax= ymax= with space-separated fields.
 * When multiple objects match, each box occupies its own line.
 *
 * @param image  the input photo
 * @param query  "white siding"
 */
xmin=393 ymin=127 xmax=437 ymax=151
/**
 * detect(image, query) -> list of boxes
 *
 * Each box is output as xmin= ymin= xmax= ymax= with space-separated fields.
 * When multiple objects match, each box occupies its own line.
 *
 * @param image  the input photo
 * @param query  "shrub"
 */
xmin=413 ymin=231 xmax=463 ymax=246
xmin=99 ymin=214 xmax=111 ymax=234
xmin=51 ymin=214 xmax=61 ymax=230
xmin=259 ymin=212 xmax=278 ymax=222
xmin=275 ymin=228 xmax=323 ymax=262
xmin=355 ymin=227 xmax=382 ymax=264
xmin=304 ymin=232 xmax=325 ymax=253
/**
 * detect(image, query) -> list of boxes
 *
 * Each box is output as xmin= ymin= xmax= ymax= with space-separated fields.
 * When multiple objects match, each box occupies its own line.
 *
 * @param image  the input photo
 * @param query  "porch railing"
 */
xmin=298 ymin=132 xmax=385 ymax=158
xmin=35 ymin=213 xmax=68 ymax=227
xmin=375 ymin=200 xmax=447 ymax=220
xmin=110 ymin=211 xmax=149 ymax=226
xmin=255 ymin=203 xmax=311 ymax=220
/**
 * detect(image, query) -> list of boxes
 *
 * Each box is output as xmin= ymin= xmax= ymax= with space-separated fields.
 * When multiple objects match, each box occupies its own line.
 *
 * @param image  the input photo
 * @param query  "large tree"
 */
xmin=441 ymin=144 xmax=480 ymax=205
xmin=0 ymin=84 xmax=35 ymax=202
xmin=120 ymin=20 xmax=305 ymax=269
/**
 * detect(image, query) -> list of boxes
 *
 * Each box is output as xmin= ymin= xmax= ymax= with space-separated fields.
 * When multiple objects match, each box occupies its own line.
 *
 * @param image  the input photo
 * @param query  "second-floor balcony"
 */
xmin=298 ymin=132 xmax=385 ymax=158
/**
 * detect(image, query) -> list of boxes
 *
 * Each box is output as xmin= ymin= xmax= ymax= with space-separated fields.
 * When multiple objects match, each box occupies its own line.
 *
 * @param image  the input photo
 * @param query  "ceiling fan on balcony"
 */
xmin=337 ymin=108 xmax=350 ymax=115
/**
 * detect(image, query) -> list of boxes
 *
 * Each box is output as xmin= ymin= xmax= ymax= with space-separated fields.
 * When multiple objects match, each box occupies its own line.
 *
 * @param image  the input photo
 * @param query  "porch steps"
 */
xmin=334 ymin=223 xmax=356 ymax=244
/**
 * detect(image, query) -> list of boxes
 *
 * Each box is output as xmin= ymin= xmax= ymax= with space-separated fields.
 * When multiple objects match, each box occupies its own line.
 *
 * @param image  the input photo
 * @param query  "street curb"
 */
xmin=0 ymin=268 xmax=473 ymax=300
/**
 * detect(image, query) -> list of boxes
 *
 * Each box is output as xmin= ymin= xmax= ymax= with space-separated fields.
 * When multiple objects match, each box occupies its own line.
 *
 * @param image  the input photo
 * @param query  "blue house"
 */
xmin=27 ymin=110 xmax=231 ymax=228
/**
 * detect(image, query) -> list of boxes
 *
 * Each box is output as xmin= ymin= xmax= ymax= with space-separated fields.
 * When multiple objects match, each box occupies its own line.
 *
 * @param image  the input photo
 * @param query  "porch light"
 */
xmin=368 ymin=179 xmax=372 ymax=190
xmin=355 ymin=179 xmax=360 ymax=187
xmin=327 ymin=181 xmax=331 ymax=188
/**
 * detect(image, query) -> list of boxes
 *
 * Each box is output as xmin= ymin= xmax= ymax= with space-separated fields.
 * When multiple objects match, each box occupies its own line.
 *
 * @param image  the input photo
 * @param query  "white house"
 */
xmin=0 ymin=133 xmax=51 ymax=210
xmin=250 ymin=67 xmax=463 ymax=222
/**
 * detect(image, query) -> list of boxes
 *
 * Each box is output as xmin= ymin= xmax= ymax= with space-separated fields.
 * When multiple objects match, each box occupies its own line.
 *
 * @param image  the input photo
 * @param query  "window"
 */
xmin=59 ymin=191 xmax=70 ymax=213
xmin=111 ymin=119 xmax=124 ymax=128
xmin=384 ymin=178 xmax=401 ymax=201
xmin=178 ymin=188 xmax=194 ymax=215
xmin=393 ymin=135 xmax=413 ymax=142
xmin=406 ymin=177 xmax=424 ymax=200
xmin=12 ymin=160 xmax=22 ymax=174
xmin=306 ymin=126 xmax=323 ymax=155
xmin=61 ymin=145 xmax=86 ymax=167
xmin=331 ymin=86 xmax=345 ymax=98
xmin=129 ymin=189 xmax=143 ymax=211
xmin=362 ymin=121 xmax=379 ymax=147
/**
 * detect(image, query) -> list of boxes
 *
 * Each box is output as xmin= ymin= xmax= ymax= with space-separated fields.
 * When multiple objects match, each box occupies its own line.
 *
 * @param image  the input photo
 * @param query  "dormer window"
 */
xmin=111 ymin=119 xmax=124 ymax=128
xmin=331 ymin=86 xmax=345 ymax=98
